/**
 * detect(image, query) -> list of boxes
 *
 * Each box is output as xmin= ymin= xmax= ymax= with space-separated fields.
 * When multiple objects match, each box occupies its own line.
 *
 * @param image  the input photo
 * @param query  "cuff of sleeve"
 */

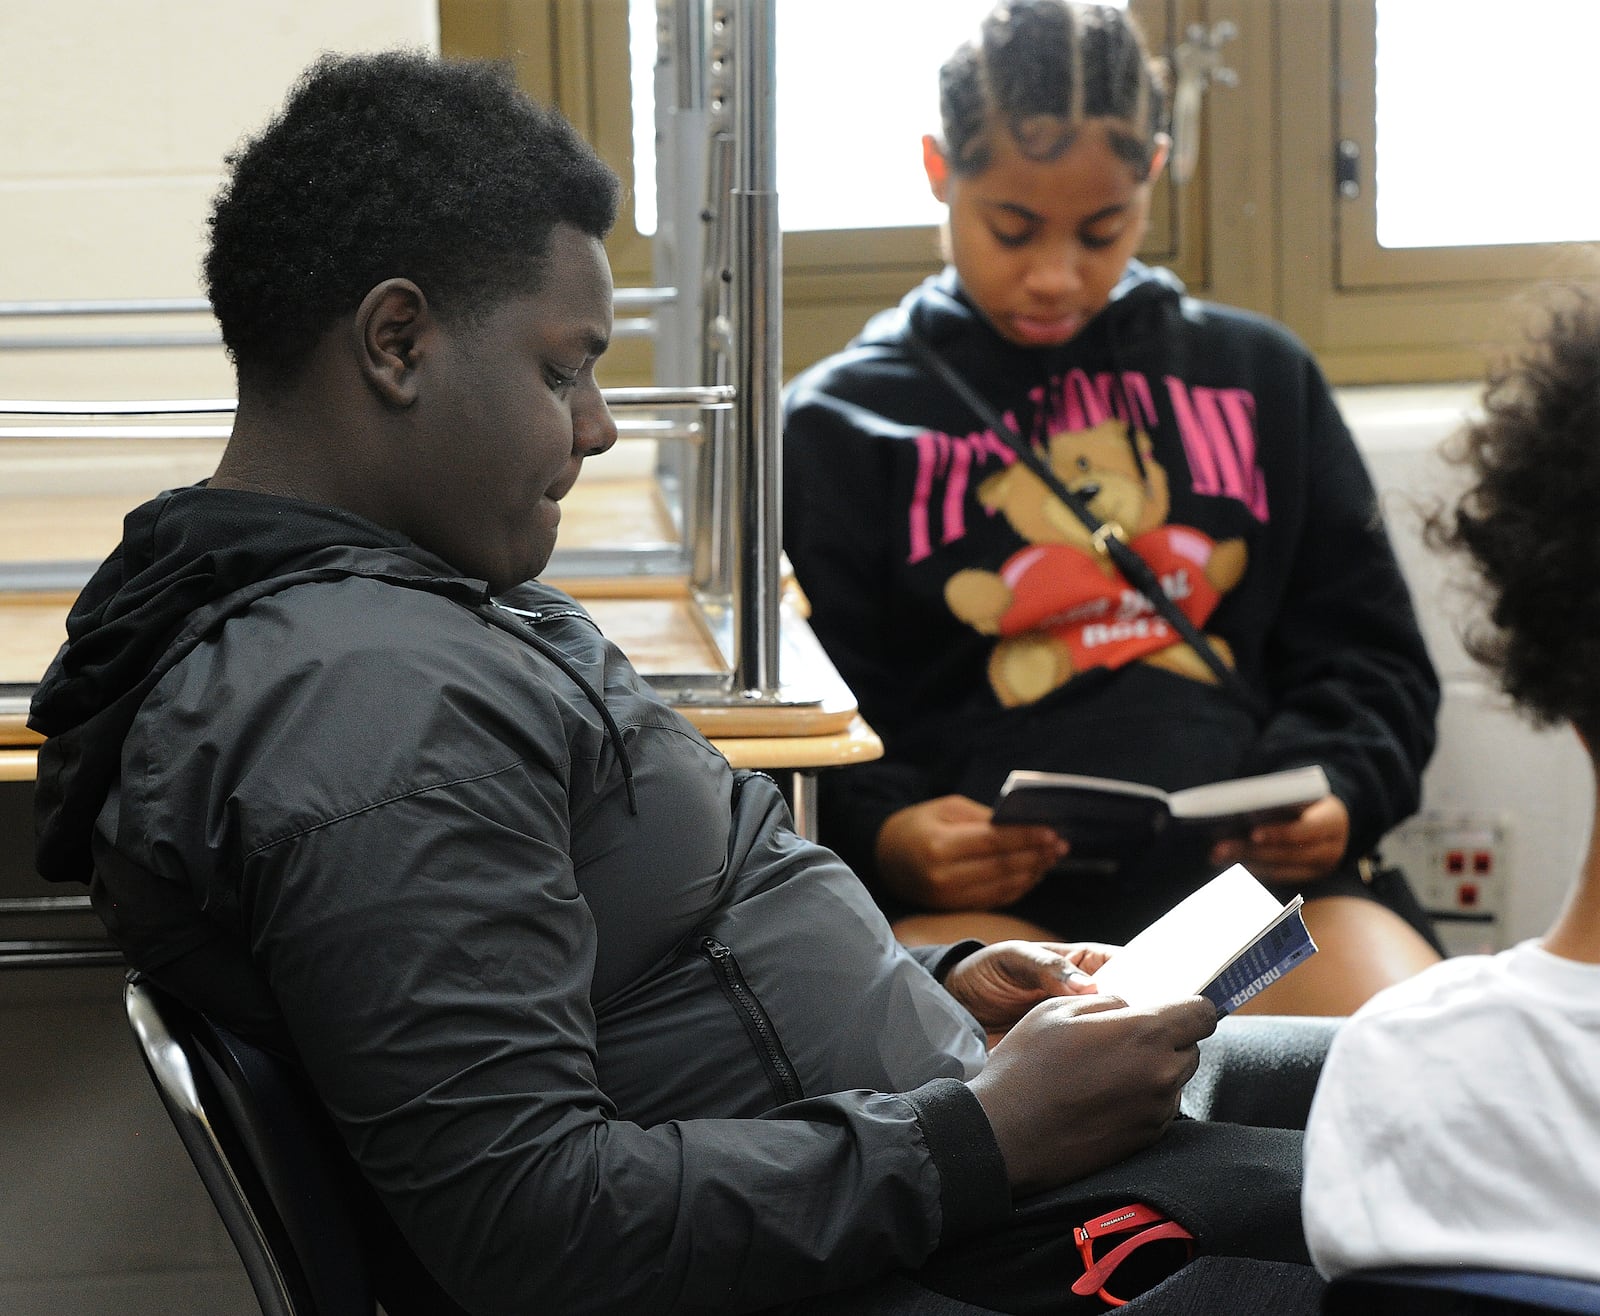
xmin=902 ymin=1077 xmax=1012 ymax=1241
xmin=1317 ymin=768 xmax=1376 ymax=863
xmin=917 ymin=940 xmax=985 ymax=984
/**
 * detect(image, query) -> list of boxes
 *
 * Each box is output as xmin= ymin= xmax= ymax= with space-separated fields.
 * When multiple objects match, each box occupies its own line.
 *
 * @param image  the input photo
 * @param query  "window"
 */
xmin=1271 ymin=0 xmax=1600 ymax=380
xmin=616 ymin=0 xmax=1189 ymax=378
xmin=630 ymin=0 xmax=1128 ymax=235
xmin=448 ymin=0 xmax=1600 ymax=386
xmin=1334 ymin=0 xmax=1600 ymax=292
xmin=1372 ymin=0 xmax=1600 ymax=251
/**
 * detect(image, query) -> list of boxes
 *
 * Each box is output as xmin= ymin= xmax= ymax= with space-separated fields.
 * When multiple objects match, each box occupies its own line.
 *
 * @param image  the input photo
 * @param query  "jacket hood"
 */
xmin=28 ymin=485 xmax=485 ymax=883
xmin=30 ymin=485 xmax=466 ymax=737
xmin=857 ymin=259 xmax=1187 ymax=363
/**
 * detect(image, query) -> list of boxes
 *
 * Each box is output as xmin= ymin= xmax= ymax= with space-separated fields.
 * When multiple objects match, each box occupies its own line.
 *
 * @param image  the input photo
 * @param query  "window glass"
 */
xmin=1375 ymin=0 xmax=1600 ymax=248
xmin=629 ymin=0 xmax=1127 ymax=235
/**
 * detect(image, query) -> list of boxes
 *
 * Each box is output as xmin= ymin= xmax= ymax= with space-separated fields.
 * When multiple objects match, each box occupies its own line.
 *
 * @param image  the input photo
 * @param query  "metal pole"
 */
xmin=728 ymin=0 xmax=782 ymax=694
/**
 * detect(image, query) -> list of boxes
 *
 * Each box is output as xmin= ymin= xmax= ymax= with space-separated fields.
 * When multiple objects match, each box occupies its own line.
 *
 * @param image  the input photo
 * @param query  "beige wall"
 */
xmin=0 ymin=0 xmax=440 ymax=400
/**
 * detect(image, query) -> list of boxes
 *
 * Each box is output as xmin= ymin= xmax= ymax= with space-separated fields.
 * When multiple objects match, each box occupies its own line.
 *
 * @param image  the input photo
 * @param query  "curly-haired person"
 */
xmin=1303 ymin=287 xmax=1600 ymax=1285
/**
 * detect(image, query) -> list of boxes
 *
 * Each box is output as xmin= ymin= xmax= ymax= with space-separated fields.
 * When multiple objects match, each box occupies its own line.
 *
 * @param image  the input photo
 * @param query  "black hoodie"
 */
xmin=782 ymin=263 xmax=1438 ymax=939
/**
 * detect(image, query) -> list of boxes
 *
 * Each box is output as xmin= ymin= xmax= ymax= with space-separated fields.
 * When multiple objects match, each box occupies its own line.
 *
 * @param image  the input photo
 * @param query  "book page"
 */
xmin=1165 ymin=765 xmax=1329 ymax=821
xmin=996 ymin=770 xmax=1169 ymax=804
xmin=1089 ymin=864 xmax=1289 ymax=1008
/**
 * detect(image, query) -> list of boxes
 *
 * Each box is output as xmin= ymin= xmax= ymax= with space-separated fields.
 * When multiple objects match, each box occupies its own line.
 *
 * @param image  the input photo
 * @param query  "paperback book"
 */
xmin=990 ymin=763 xmax=1329 ymax=874
xmin=1089 ymin=863 xmax=1318 ymax=1015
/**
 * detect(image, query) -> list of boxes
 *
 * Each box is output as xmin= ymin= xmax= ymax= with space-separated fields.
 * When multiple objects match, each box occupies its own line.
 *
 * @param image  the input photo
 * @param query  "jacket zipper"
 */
xmin=698 ymin=937 xmax=804 ymax=1106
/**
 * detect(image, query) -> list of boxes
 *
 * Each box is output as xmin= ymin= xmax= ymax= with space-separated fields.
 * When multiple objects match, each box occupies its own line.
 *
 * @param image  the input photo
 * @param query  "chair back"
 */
xmin=1324 ymin=1267 xmax=1600 ymax=1315
xmin=125 ymin=974 xmax=466 ymax=1316
xmin=125 ymin=974 xmax=373 ymax=1315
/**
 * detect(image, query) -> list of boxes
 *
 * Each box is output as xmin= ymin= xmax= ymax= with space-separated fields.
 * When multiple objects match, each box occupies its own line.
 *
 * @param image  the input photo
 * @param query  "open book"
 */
xmin=990 ymin=764 xmax=1330 ymax=874
xmin=1090 ymin=864 xmax=1317 ymax=1014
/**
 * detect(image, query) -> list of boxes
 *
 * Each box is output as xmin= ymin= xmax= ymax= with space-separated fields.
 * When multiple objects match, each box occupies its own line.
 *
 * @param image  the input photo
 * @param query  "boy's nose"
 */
xmin=575 ymin=387 xmax=618 ymax=459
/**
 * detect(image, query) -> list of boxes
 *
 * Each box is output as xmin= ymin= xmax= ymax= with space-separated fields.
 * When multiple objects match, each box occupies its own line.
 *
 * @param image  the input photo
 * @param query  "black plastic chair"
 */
xmin=1324 ymin=1267 xmax=1600 ymax=1315
xmin=124 ymin=974 xmax=462 ymax=1316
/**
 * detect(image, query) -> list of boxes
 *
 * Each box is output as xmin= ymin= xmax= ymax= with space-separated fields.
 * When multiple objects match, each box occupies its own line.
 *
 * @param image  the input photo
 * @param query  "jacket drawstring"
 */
xmin=486 ymin=604 xmax=639 ymax=815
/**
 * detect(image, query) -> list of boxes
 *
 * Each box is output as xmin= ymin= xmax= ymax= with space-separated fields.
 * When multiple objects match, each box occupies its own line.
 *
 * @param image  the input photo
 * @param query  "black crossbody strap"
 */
xmin=904 ymin=328 xmax=1265 ymax=718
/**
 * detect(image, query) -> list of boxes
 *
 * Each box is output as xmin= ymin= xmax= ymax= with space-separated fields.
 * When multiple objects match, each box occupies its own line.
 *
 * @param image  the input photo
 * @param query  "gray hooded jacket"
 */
xmin=29 ymin=486 xmax=1006 ymax=1316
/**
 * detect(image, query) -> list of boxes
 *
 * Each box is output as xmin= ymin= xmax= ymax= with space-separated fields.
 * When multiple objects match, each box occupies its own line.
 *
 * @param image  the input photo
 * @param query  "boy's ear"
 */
xmin=355 ymin=278 xmax=429 ymax=407
xmin=923 ymin=134 xmax=951 ymax=203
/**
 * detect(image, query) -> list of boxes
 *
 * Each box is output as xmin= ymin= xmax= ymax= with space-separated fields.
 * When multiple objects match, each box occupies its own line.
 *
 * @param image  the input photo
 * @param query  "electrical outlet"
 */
xmin=1381 ymin=812 xmax=1509 ymax=956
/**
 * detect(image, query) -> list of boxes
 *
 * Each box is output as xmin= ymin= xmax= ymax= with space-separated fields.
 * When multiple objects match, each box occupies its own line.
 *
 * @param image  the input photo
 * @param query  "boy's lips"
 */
xmin=546 ymin=462 xmax=583 ymax=503
xmin=1010 ymin=312 xmax=1086 ymax=346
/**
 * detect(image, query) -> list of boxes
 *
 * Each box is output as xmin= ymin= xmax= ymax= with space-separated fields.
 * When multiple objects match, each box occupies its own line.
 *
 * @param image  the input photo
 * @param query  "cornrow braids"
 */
xmin=938 ymin=0 xmax=1166 ymax=179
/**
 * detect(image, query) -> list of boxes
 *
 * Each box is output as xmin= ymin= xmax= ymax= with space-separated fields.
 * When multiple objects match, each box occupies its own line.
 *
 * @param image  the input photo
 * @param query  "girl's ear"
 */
xmin=922 ymin=134 xmax=951 ymax=203
xmin=1146 ymin=133 xmax=1172 ymax=185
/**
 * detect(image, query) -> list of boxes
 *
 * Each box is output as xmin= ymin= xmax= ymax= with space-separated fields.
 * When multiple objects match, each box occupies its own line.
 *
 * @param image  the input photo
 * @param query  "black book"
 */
xmin=991 ymin=764 xmax=1330 ymax=873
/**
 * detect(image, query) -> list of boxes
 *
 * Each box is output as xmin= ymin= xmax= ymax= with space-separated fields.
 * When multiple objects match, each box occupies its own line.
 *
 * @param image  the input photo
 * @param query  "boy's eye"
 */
xmin=1080 ymin=228 xmax=1123 ymax=251
xmin=545 ymin=365 xmax=580 ymax=392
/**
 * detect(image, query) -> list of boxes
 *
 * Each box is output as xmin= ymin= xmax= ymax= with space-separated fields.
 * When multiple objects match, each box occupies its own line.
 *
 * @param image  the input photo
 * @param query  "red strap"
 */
xmin=1076 ymin=1202 xmax=1170 ymax=1242
xmin=1071 ymin=1220 xmax=1196 ymax=1298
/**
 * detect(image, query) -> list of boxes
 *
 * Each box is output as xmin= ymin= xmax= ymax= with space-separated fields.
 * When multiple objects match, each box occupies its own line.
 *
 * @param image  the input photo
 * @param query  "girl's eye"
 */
xmin=991 ymin=227 xmax=1034 ymax=250
xmin=1080 ymin=229 xmax=1122 ymax=251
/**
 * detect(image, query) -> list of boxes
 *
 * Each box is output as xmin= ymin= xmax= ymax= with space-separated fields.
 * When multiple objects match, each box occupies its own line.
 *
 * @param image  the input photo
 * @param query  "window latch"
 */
xmin=1335 ymin=138 xmax=1361 ymax=200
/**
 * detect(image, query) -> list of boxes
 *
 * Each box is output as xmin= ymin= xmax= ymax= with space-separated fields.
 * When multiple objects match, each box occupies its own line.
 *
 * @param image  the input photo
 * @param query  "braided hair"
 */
xmin=938 ymin=1 xmax=1167 ymax=179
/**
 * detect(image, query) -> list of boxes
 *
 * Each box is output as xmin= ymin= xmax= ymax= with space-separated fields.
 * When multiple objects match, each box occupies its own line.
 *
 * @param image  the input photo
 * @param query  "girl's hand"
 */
xmin=1211 ymin=793 xmax=1350 ymax=884
xmin=876 ymin=795 xmax=1067 ymax=910
xmin=944 ymin=939 xmax=1120 ymax=1032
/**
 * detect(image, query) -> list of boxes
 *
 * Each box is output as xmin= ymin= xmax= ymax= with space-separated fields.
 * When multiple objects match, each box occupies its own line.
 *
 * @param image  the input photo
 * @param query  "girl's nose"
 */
xmin=1024 ymin=242 xmax=1085 ymax=297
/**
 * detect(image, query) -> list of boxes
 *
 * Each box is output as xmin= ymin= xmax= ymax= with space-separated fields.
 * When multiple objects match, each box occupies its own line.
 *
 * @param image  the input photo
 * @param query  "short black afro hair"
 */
xmin=1428 ymin=286 xmax=1600 ymax=745
xmin=204 ymin=50 xmax=619 ymax=387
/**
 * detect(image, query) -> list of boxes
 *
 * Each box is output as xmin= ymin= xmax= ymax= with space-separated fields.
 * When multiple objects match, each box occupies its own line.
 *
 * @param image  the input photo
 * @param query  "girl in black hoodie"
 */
xmin=782 ymin=0 xmax=1442 ymax=1014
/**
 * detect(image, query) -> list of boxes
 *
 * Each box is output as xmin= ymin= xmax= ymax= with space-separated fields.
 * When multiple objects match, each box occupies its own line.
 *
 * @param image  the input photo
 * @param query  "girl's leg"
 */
xmin=1232 ymin=895 xmax=1440 ymax=1017
xmin=892 ymin=910 xmax=1060 ymax=947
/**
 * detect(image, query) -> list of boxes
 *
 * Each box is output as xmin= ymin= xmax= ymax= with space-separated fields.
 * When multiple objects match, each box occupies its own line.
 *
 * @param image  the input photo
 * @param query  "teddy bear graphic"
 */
xmin=943 ymin=419 xmax=1248 ymax=707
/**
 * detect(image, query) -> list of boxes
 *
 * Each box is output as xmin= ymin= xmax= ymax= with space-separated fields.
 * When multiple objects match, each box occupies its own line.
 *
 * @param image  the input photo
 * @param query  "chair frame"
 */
xmin=124 ymin=975 xmax=373 ymax=1316
xmin=1326 ymin=1266 xmax=1600 ymax=1315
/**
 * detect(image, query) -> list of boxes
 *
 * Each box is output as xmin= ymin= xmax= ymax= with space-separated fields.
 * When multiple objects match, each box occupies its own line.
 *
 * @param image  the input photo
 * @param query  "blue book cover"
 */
xmin=1202 ymin=899 xmax=1317 ymax=1015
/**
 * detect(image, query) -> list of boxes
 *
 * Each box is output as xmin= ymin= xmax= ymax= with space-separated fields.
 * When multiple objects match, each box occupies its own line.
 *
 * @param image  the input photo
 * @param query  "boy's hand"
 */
xmin=944 ymin=939 xmax=1118 ymax=1032
xmin=969 ymin=995 xmax=1216 ymax=1194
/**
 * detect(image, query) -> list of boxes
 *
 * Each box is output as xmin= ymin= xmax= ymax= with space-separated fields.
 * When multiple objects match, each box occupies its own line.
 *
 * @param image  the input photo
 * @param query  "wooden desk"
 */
xmin=4 ymin=589 xmax=878 ymax=843
xmin=0 ymin=439 xmax=679 ymax=586
xmin=0 ymin=456 xmax=881 ymax=833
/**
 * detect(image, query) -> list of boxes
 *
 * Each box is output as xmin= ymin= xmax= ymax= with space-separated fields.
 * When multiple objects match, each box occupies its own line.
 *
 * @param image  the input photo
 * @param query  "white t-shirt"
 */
xmin=1303 ymin=940 xmax=1600 ymax=1281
